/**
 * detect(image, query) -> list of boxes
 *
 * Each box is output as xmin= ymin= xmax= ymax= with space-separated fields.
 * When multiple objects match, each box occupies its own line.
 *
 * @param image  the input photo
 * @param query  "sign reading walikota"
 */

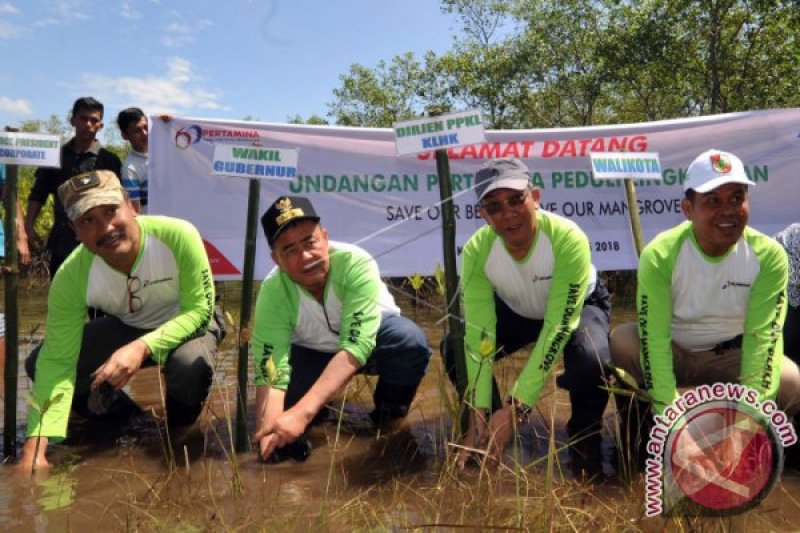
xmin=0 ymin=131 xmax=61 ymax=167
xmin=590 ymin=151 xmax=662 ymax=181
xmin=211 ymin=144 xmax=299 ymax=180
xmin=393 ymin=109 xmax=485 ymax=156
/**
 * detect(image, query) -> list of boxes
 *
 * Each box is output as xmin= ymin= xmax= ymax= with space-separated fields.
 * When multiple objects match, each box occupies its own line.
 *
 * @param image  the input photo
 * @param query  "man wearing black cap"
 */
xmin=20 ymin=170 xmax=219 ymax=470
xmin=250 ymin=195 xmax=431 ymax=463
xmin=442 ymin=157 xmax=611 ymax=479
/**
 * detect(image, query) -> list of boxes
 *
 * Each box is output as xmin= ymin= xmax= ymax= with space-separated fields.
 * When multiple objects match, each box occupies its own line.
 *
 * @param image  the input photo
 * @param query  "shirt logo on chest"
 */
xmin=721 ymin=280 xmax=751 ymax=290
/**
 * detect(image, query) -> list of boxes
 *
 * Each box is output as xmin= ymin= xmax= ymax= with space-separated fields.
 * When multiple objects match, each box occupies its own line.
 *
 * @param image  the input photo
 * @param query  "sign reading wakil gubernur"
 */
xmin=0 ymin=131 xmax=61 ymax=167
xmin=394 ymin=109 xmax=485 ymax=155
xmin=211 ymin=144 xmax=299 ymax=180
xmin=590 ymin=152 xmax=662 ymax=180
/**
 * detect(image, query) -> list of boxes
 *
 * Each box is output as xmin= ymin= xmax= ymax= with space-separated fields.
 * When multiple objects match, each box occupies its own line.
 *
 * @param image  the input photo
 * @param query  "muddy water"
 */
xmin=1 ymin=282 xmax=799 ymax=530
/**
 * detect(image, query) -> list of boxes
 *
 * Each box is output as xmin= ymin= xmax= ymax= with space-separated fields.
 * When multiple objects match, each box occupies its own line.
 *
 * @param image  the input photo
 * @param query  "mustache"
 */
xmin=95 ymin=229 xmax=125 ymax=247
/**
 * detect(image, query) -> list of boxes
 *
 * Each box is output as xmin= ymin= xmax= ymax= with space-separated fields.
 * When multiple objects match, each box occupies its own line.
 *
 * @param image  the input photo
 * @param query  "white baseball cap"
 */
xmin=683 ymin=149 xmax=755 ymax=193
xmin=475 ymin=158 xmax=531 ymax=201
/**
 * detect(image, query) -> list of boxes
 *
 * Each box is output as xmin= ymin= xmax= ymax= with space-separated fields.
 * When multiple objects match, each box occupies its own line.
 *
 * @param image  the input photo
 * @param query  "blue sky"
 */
xmin=0 ymin=0 xmax=458 ymax=138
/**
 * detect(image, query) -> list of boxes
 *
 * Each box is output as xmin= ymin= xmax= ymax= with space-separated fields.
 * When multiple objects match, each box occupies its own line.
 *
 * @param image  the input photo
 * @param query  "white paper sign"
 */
xmin=394 ymin=109 xmax=485 ymax=155
xmin=590 ymin=152 xmax=662 ymax=180
xmin=0 ymin=132 xmax=61 ymax=167
xmin=211 ymin=144 xmax=299 ymax=180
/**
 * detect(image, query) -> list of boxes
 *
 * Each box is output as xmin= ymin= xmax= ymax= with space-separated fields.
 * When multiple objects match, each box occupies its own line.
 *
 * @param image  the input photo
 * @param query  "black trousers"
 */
xmin=442 ymin=281 xmax=612 ymax=440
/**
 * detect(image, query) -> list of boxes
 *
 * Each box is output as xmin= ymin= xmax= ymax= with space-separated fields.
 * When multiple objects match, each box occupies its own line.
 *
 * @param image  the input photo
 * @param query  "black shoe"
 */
xmin=265 ymin=436 xmax=312 ymax=464
xmin=369 ymin=404 xmax=408 ymax=430
xmin=569 ymin=435 xmax=605 ymax=482
xmin=165 ymin=397 xmax=205 ymax=428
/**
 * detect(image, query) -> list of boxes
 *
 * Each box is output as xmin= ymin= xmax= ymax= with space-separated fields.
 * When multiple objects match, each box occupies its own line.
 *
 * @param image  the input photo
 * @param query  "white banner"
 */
xmin=149 ymin=109 xmax=800 ymax=279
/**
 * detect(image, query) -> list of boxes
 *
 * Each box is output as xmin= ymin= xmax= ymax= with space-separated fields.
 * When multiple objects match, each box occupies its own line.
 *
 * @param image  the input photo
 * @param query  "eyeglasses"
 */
xmin=480 ymin=190 xmax=529 ymax=215
xmin=127 ymin=275 xmax=142 ymax=313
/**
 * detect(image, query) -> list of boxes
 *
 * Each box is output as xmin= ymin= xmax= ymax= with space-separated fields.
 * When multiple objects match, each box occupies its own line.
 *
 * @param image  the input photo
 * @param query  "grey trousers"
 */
xmin=610 ymin=323 xmax=800 ymax=417
xmin=26 ymin=316 xmax=219 ymax=420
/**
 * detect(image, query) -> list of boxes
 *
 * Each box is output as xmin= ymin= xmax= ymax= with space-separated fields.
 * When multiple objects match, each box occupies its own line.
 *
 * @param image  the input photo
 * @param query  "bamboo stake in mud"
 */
xmin=2 ymin=161 xmax=20 ymax=458
xmin=434 ymin=149 xmax=467 ymax=430
xmin=623 ymin=178 xmax=645 ymax=257
xmin=235 ymin=178 xmax=260 ymax=452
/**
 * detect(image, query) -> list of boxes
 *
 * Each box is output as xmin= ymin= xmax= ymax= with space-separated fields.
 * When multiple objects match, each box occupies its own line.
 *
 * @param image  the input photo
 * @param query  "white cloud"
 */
xmin=120 ymin=1 xmax=141 ymax=20
xmin=0 ymin=20 xmax=24 ymax=38
xmin=0 ymin=3 xmax=21 ymax=16
xmin=162 ymin=17 xmax=213 ymax=48
xmin=77 ymin=57 xmax=228 ymax=115
xmin=0 ymin=96 xmax=34 ymax=115
xmin=162 ymin=22 xmax=191 ymax=47
xmin=30 ymin=1 xmax=88 ymax=27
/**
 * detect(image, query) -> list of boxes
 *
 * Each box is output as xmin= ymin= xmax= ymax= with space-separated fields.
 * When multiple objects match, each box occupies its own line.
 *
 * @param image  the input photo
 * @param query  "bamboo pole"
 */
xmin=434 ymin=149 xmax=467 ymax=430
xmin=2 ymin=161 xmax=20 ymax=458
xmin=235 ymin=178 xmax=260 ymax=452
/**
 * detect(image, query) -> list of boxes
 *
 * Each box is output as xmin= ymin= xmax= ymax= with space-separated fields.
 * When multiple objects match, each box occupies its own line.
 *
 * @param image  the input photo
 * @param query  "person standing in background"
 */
xmin=776 ymin=223 xmax=800 ymax=364
xmin=116 ymin=107 xmax=149 ymax=214
xmin=25 ymin=97 xmax=121 ymax=278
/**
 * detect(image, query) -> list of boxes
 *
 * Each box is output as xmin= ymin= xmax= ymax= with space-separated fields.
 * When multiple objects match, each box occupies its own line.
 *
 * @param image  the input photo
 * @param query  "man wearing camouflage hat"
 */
xmin=21 ymin=170 xmax=221 ymax=469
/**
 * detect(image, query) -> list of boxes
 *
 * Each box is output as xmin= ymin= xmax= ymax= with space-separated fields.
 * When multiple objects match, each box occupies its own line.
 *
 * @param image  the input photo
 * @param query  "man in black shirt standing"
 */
xmin=25 ymin=96 xmax=122 ymax=277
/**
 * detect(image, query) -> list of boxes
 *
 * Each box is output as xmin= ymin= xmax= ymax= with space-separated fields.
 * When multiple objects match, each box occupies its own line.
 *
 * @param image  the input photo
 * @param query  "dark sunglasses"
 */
xmin=480 ymin=190 xmax=529 ymax=215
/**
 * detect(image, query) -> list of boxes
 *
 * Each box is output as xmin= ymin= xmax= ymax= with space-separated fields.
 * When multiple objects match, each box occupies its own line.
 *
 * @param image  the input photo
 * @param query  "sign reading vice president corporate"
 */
xmin=149 ymin=109 xmax=800 ymax=280
xmin=0 ymin=131 xmax=60 ymax=167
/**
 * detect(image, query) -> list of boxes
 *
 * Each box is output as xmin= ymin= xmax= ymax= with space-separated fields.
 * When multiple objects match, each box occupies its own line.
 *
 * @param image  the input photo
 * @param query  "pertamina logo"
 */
xmin=174 ymin=124 xmax=261 ymax=149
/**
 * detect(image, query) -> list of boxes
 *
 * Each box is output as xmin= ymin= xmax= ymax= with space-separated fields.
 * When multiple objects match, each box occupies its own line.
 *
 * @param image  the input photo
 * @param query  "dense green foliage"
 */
xmin=328 ymin=0 xmax=800 ymax=128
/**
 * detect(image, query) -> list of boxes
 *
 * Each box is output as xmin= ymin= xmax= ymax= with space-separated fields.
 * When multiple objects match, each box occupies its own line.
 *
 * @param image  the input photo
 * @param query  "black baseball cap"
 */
xmin=261 ymin=196 xmax=320 ymax=247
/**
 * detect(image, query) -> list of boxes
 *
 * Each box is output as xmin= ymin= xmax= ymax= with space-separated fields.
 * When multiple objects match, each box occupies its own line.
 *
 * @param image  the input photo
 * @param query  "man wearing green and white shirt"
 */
xmin=21 ymin=170 xmax=219 ymax=469
xmin=442 ymin=158 xmax=612 ymax=478
xmin=610 ymin=149 xmax=800 ymax=460
xmin=250 ymin=196 xmax=431 ymax=463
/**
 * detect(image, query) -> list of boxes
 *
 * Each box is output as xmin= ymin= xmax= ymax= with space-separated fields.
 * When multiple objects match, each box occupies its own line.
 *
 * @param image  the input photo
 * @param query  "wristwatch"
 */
xmin=507 ymin=397 xmax=533 ymax=424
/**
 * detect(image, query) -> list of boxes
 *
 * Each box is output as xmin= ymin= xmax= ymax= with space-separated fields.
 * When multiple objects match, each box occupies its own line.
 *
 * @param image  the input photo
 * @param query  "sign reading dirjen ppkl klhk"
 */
xmin=0 ymin=131 xmax=61 ymax=167
xmin=393 ymin=110 xmax=485 ymax=156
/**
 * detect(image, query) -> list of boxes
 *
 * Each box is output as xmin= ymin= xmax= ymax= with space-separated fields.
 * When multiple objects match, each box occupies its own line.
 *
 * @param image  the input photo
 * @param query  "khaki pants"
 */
xmin=609 ymin=322 xmax=800 ymax=417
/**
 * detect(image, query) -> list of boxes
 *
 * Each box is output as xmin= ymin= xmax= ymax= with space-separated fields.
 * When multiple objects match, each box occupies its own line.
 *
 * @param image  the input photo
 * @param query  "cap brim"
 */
xmin=270 ymin=215 xmax=320 ymax=246
xmin=478 ymin=175 xmax=530 ymax=201
xmin=67 ymin=191 xmax=124 ymax=221
xmin=689 ymin=175 xmax=755 ymax=193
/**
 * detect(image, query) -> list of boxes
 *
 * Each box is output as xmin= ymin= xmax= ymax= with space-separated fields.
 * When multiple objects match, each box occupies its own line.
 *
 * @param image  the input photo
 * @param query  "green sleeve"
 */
xmin=740 ymin=232 xmax=788 ymax=400
xmin=332 ymin=249 xmax=383 ymax=365
xmin=637 ymin=232 xmax=680 ymax=415
xmin=251 ymin=275 xmax=298 ymax=389
xmin=26 ymin=253 xmax=91 ymax=440
xmin=139 ymin=218 xmax=215 ymax=363
xmin=461 ymin=228 xmax=498 ymax=409
xmin=509 ymin=219 xmax=591 ymax=407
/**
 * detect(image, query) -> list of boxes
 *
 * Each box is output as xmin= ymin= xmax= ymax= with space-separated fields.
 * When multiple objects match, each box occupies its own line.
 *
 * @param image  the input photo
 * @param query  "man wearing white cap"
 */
xmin=442 ymin=157 xmax=612 ymax=479
xmin=20 ymin=170 xmax=221 ymax=469
xmin=610 ymin=149 xmax=800 ymax=464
